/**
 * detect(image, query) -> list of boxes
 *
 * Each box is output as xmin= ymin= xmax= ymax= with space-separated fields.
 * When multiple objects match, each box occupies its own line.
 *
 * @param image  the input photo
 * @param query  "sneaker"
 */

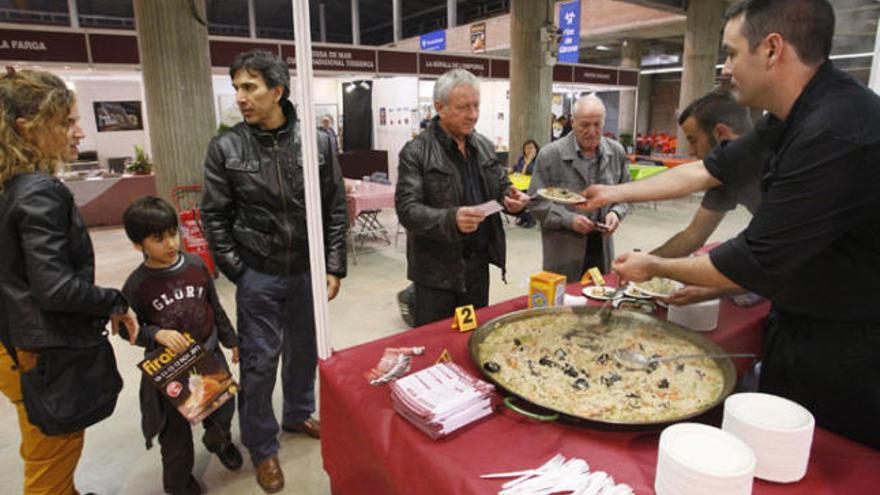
xmin=207 ymin=442 xmax=243 ymax=471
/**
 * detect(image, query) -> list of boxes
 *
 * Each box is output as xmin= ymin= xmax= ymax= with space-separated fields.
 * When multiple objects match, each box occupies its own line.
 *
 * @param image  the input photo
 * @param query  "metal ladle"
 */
xmin=613 ymin=349 xmax=756 ymax=370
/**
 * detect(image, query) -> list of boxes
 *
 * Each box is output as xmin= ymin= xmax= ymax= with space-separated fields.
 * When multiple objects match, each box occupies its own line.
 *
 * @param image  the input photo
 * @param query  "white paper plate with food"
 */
xmin=623 ymin=285 xmax=653 ymax=299
xmin=581 ymin=285 xmax=623 ymax=300
xmin=536 ymin=187 xmax=586 ymax=204
xmin=630 ymin=277 xmax=685 ymax=298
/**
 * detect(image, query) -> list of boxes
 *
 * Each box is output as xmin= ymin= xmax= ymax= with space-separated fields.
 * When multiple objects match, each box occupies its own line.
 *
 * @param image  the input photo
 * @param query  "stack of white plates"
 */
xmin=667 ymin=298 xmax=721 ymax=331
xmin=656 ymin=423 xmax=756 ymax=495
xmin=722 ymin=393 xmax=815 ymax=483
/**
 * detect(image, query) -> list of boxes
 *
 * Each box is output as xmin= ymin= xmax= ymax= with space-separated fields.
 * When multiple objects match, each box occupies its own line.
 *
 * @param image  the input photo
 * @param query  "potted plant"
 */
xmin=127 ymin=144 xmax=153 ymax=175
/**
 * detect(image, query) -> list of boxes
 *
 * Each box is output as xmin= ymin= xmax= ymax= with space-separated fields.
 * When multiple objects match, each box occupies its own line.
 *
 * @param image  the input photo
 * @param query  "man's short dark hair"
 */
xmin=229 ymin=50 xmax=291 ymax=101
xmin=123 ymin=196 xmax=179 ymax=244
xmin=724 ymin=0 xmax=835 ymax=66
xmin=678 ymin=89 xmax=752 ymax=138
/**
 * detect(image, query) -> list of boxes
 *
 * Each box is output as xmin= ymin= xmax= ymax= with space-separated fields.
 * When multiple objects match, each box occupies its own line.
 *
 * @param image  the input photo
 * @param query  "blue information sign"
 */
xmin=558 ymin=1 xmax=580 ymax=63
xmin=419 ymin=30 xmax=446 ymax=52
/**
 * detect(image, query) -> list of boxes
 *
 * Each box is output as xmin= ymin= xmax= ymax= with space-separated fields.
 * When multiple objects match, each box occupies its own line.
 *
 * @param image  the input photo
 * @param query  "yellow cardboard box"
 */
xmin=528 ymin=271 xmax=567 ymax=308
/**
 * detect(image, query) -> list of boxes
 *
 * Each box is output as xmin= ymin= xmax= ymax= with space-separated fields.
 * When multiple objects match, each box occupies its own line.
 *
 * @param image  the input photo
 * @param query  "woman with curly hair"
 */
xmin=0 ymin=67 xmax=136 ymax=495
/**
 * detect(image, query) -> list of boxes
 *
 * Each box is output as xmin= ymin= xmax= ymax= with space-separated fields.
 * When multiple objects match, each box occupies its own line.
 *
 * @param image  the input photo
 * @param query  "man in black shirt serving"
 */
xmin=582 ymin=0 xmax=880 ymax=449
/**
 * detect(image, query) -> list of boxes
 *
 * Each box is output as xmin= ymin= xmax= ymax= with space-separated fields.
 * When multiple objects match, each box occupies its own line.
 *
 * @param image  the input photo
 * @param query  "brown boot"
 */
xmin=281 ymin=417 xmax=320 ymax=439
xmin=255 ymin=456 xmax=284 ymax=494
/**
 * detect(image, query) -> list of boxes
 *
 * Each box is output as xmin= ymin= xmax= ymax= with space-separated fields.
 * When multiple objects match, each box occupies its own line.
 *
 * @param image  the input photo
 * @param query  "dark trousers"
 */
xmin=760 ymin=311 xmax=880 ymax=450
xmin=159 ymin=394 xmax=234 ymax=494
xmin=414 ymin=254 xmax=490 ymax=327
xmin=582 ymin=232 xmax=604 ymax=275
xmin=235 ymin=268 xmax=317 ymax=464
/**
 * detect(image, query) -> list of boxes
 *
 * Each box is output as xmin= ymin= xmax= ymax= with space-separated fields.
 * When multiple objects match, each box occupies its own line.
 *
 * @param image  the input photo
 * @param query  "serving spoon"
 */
xmin=613 ymin=349 xmax=756 ymax=370
xmin=578 ymin=285 xmax=627 ymax=334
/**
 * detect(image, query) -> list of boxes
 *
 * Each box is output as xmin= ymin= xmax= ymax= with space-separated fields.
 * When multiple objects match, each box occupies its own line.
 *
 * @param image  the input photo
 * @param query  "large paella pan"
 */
xmin=468 ymin=306 xmax=737 ymax=426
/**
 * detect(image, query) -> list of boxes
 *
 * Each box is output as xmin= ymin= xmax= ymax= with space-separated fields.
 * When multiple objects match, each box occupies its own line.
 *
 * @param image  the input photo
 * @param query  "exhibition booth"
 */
xmin=1 ymin=27 xmax=639 ymax=186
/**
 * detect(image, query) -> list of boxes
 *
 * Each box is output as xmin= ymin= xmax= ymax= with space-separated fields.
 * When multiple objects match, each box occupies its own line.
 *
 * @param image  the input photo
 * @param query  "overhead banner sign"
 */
xmin=0 ymin=25 xmax=637 ymax=87
xmin=418 ymin=53 xmax=489 ymax=77
xmin=470 ymin=22 xmax=486 ymax=53
xmin=558 ymin=0 xmax=580 ymax=63
xmin=281 ymin=45 xmax=376 ymax=72
xmin=210 ymin=40 xmax=279 ymax=68
xmin=0 ymin=29 xmax=88 ymax=63
xmin=419 ymin=30 xmax=446 ymax=52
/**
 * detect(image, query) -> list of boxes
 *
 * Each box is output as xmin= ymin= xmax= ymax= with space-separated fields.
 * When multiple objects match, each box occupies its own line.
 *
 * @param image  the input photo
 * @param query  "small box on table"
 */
xmin=528 ymin=271 xmax=566 ymax=308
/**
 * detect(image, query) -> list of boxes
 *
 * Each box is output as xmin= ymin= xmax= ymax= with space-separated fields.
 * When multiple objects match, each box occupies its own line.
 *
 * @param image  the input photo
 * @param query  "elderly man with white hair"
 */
xmin=528 ymin=94 xmax=631 ymax=280
xmin=396 ymin=68 xmax=529 ymax=326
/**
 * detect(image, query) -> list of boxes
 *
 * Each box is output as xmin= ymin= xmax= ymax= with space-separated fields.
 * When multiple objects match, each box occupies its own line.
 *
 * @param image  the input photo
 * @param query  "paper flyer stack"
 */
xmin=390 ymin=362 xmax=495 ymax=439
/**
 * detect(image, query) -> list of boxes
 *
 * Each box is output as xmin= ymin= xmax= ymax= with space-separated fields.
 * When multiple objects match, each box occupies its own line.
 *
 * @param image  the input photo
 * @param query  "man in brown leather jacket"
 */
xmin=395 ymin=69 xmax=529 ymax=326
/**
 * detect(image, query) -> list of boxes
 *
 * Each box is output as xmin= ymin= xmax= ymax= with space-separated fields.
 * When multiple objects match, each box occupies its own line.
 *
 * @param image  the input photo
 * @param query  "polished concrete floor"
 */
xmin=0 ymin=196 xmax=751 ymax=494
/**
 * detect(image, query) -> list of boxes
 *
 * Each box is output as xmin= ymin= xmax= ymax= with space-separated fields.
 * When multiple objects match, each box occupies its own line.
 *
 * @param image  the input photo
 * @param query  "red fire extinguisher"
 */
xmin=179 ymin=208 xmax=217 ymax=278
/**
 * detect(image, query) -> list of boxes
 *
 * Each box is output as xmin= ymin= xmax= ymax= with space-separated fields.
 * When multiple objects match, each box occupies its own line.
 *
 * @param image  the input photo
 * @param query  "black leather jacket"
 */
xmin=395 ymin=119 xmax=513 ymax=291
xmin=0 ymin=172 xmax=125 ymax=350
xmin=202 ymin=101 xmax=348 ymax=280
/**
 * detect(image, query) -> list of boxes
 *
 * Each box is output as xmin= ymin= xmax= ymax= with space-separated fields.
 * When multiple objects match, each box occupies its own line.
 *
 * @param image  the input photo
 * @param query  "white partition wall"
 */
xmin=474 ymin=79 xmax=511 ymax=152
xmin=372 ymin=76 xmax=419 ymax=183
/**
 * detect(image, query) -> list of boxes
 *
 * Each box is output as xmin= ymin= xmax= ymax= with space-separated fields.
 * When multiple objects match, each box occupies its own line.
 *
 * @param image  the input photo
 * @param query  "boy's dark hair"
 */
xmin=229 ymin=49 xmax=291 ymax=101
xmin=123 ymin=196 xmax=179 ymax=244
xmin=678 ymin=89 xmax=752 ymax=138
xmin=724 ymin=0 xmax=835 ymax=67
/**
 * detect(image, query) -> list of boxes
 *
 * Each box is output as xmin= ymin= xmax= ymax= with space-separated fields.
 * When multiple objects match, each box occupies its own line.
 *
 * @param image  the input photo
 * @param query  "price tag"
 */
xmin=435 ymin=349 xmax=453 ymax=364
xmin=452 ymin=304 xmax=478 ymax=332
xmin=581 ymin=267 xmax=605 ymax=286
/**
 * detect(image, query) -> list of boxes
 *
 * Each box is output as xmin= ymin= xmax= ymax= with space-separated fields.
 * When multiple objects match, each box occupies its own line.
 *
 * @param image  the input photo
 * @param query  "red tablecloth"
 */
xmin=320 ymin=281 xmax=880 ymax=494
xmin=344 ymin=179 xmax=395 ymax=223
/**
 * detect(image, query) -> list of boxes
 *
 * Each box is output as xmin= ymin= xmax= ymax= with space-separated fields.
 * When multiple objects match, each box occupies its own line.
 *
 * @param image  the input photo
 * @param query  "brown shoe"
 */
xmin=281 ymin=417 xmax=320 ymax=439
xmin=255 ymin=456 xmax=284 ymax=494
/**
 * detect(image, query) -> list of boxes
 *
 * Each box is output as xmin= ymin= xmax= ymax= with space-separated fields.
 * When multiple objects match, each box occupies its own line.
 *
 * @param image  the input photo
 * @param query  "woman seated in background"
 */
xmin=511 ymin=139 xmax=539 ymax=175
xmin=510 ymin=139 xmax=539 ymax=228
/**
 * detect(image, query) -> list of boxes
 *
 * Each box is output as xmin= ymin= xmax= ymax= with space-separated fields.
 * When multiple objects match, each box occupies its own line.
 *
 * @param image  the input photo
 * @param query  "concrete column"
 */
xmin=319 ymin=2 xmax=327 ymax=42
xmin=617 ymin=38 xmax=641 ymax=141
xmin=248 ymin=0 xmax=256 ymax=38
xmin=636 ymin=74 xmax=652 ymax=135
xmin=448 ymin=0 xmax=457 ymax=28
xmin=393 ymin=0 xmax=402 ymax=42
xmin=133 ymin=0 xmax=215 ymax=200
xmin=676 ymin=0 xmax=725 ymax=156
xmin=352 ymin=0 xmax=360 ymax=45
xmin=508 ymin=0 xmax=554 ymax=165
xmin=67 ymin=0 xmax=79 ymax=28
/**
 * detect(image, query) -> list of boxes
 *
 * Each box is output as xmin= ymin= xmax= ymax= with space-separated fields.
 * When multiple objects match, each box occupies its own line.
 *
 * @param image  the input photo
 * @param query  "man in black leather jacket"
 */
xmin=201 ymin=50 xmax=347 ymax=493
xmin=396 ymin=69 xmax=529 ymax=327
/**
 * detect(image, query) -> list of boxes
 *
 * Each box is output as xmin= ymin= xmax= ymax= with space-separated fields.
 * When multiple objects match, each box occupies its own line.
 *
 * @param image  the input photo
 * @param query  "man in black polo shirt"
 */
xmin=652 ymin=89 xmax=761 ymax=259
xmin=583 ymin=0 xmax=880 ymax=449
xmin=650 ymin=89 xmax=764 ymax=305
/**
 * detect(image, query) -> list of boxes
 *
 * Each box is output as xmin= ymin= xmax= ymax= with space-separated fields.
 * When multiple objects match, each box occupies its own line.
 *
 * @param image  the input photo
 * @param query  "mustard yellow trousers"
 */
xmin=0 ymin=345 xmax=84 ymax=495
